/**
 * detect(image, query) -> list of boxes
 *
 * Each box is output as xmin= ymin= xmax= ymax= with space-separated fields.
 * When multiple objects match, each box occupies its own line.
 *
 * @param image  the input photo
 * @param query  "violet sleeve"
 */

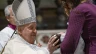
xmin=60 ymin=9 xmax=85 ymax=54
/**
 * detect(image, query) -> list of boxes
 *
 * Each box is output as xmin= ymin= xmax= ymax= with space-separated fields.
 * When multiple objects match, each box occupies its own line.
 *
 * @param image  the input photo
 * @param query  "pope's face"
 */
xmin=21 ymin=22 xmax=37 ymax=44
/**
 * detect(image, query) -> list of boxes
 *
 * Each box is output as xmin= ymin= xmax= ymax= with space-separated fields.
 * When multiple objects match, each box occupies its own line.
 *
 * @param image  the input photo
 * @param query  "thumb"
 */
xmin=37 ymin=43 xmax=42 ymax=47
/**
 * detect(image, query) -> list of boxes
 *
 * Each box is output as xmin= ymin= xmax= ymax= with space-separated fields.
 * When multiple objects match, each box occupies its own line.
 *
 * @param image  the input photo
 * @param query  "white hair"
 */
xmin=4 ymin=5 xmax=12 ymax=16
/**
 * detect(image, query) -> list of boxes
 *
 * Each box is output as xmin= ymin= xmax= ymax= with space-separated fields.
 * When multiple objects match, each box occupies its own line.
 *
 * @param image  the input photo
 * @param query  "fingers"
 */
xmin=55 ymin=44 xmax=60 ymax=48
xmin=53 ymin=44 xmax=60 ymax=50
xmin=50 ymin=36 xmax=57 ymax=44
xmin=53 ymin=39 xmax=59 ymax=46
xmin=47 ymin=38 xmax=60 ymax=53
xmin=49 ymin=35 xmax=56 ymax=42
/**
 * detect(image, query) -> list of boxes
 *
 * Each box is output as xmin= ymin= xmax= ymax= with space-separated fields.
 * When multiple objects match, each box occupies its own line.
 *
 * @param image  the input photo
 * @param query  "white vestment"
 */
xmin=2 ymin=34 xmax=50 ymax=54
xmin=0 ymin=27 xmax=15 ymax=52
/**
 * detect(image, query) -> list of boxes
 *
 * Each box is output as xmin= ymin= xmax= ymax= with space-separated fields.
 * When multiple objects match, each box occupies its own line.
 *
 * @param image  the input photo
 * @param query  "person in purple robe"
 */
xmin=59 ymin=0 xmax=96 ymax=54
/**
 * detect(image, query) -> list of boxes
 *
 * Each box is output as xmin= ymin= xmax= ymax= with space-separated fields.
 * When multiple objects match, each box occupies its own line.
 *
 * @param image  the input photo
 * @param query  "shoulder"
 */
xmin=0 ymin=26 xmax=14 ymax=36
xmin=3 ymin=37 xmax=29 ymax=54
xmin=0 ymin=27 xmax=8 ymax=32
xmin=7 ymin=36 xmax=26 ymax=47
xmin=4 ymin=38 xmax=16 ymax=48
xmin=75 ymin=2 xmax=91 ymax=10
xmin=2 ymin=39 xmax=14 ymax=54
xmin=4 ymin=36 xmax=22 ymax=50
xmin=72 ymin=2 xmax=91 ymax=13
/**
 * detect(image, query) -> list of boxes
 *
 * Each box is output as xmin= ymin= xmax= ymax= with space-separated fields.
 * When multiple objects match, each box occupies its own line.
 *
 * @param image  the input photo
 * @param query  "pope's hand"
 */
xmin=47 ymin=36 xmax=60 ymax=54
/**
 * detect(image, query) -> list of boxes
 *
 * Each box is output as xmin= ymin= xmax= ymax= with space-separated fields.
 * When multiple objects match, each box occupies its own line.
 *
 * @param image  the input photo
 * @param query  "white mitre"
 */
xmin=12 ymin=0 xmax=36 ymax=26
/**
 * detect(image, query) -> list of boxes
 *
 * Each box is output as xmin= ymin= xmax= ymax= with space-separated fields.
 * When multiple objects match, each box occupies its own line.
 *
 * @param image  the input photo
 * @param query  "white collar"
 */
xmin=16 ymin=34 xmax=37 ymax=48
xmin=14 ymin=34 xmax=50 ymax=54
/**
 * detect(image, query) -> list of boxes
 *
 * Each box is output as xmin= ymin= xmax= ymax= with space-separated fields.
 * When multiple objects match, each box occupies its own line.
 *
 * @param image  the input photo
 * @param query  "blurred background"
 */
xmin=0 ymin=0 xmax=68 ymax=30
xmin=0 ymin=0 xmax=96 ymax=54
xmin=0 ymin=0 xmax=96 ymax=30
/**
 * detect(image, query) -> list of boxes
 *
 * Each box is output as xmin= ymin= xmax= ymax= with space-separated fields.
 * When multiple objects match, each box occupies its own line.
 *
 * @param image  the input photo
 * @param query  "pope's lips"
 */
xmin=30 ymin=33 xmax=36 ymax=36
xmin=31 ymin=34 xmax=36 ymax=36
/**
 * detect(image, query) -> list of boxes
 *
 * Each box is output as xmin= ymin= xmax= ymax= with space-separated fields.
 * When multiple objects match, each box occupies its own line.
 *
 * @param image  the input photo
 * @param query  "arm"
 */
xmin=0 ymin=32 xmax=10 ymax=52
xmin=60 ymin=9 xmax=85 ymax=54
xmin=0 ymin=44 xmax=3 ymax=53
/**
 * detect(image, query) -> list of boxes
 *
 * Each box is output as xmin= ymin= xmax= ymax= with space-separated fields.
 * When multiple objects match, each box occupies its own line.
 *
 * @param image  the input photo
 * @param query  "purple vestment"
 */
xmin=61 ymin=2 xmax=96 ymax=54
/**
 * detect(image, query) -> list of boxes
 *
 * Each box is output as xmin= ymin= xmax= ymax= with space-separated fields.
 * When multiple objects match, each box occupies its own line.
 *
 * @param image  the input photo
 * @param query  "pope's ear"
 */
xmin=6 ymin=16 xmax=10 ymax=22
xmin=17 ymin=27 xmax=22 ymax=35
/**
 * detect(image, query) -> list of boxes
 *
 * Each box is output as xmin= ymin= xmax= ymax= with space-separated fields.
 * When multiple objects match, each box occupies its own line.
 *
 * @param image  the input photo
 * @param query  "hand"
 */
xmin=47 ymin=36 xmax=60 ymax=54
xmin=37 ymin=43 xmax=42 ymax=47
xmin=51 ymin=34 xmax=61 ymax=47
